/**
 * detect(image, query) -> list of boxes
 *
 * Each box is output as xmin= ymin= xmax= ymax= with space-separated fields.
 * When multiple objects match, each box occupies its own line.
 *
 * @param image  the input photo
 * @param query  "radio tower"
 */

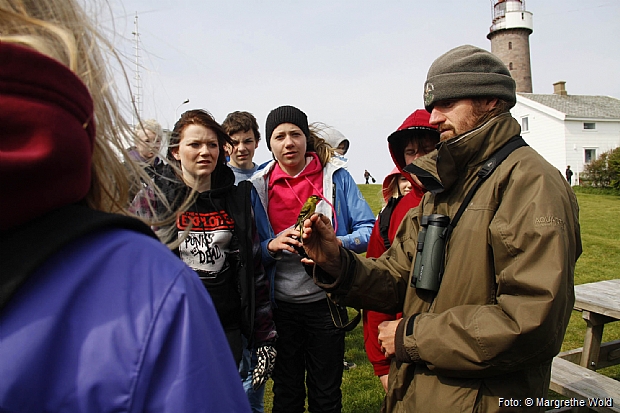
xmin=487 ymin=0 xmax=533 ymax=93
xmin=131 ymin=12 xmax=142 ymax=126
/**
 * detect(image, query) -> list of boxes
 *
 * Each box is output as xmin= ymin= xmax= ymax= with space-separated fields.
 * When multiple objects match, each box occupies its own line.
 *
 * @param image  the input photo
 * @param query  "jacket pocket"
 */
xmin=387 ymin=364 xmax=483 ymax=413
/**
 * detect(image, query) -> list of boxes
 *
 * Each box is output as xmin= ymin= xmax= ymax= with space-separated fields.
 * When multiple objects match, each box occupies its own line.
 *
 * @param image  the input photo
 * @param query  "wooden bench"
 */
xmin=558 ymin=340 xmax=620 ymax=370
xmin=549 ymin=356 xmax=620 ymax=413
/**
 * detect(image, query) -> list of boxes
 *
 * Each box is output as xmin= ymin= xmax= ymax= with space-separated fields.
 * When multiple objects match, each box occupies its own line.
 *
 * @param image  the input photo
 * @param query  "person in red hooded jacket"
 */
xmin=364 ymin=109 xmax=439 ymax=391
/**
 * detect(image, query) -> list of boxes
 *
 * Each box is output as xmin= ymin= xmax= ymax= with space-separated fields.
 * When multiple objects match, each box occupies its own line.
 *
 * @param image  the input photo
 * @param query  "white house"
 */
xmin=510 ymin=81 xmax=620 ymax=184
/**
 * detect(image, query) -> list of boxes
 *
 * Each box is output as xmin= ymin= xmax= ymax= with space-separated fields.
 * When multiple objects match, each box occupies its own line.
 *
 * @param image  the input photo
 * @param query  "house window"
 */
xmin=583 ymin=122 xmax=596 ymax=130
xmin=508 ymin=41 xmax=512 ymax=50
xmin=509 ymin=62 xmax=513 ymax=70
xmin=521 ymin=116 xmax=529 ymax=132
xmin=584 ymin=149 xmax=596 ymax=164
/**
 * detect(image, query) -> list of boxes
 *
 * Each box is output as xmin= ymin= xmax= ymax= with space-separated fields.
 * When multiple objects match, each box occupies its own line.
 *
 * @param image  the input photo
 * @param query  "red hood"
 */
xmin=381 ymin=166 xmax=402 ymax=203
xmin=387 ymin=109 xmax=438 ymax=185
xmin=0 ymin=43 xmax=95 ymax=230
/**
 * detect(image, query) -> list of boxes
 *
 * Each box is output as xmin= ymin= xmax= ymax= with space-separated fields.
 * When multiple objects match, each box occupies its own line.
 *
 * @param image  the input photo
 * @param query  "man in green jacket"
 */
xmin=301 ymin=45 xmax=582 ymax=413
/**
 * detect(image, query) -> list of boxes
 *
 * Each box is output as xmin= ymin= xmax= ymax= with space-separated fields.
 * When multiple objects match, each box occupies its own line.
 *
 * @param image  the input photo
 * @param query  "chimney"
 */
xmin=553 ymin=81 xmax=567 ymax=96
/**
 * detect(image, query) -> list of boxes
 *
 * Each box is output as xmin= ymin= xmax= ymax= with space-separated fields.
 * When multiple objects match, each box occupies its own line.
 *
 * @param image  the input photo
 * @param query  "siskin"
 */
xmin=293 ymin=195 xmax=322 ymax=257
xmin=295 ymin=195 xmax=322 ymax=239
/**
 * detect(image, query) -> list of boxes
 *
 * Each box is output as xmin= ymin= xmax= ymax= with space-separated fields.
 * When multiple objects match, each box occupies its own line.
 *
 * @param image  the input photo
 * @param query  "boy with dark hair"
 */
xmin=223 ymin=111 xmax=262 ymax=183
xmin=223 ymin=110 xmax=268 ymax=412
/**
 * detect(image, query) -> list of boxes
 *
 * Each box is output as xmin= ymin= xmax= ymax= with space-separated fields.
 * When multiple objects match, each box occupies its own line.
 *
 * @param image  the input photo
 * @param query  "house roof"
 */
xmin=517 ymin=93 xmax=620 ymax=119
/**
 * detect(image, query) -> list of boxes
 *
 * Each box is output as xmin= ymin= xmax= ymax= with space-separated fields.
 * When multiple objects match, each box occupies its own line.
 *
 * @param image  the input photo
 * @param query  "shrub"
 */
xmin=609 ymin=147 xmax=620 ymax=190
xmin=580 ymin=147 xmax=620 ymax=189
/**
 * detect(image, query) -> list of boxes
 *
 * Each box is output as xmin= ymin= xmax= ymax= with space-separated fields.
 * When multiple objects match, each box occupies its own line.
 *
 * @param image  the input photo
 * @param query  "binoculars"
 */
xmin=411 ymin=214 xmax=451 ymax=292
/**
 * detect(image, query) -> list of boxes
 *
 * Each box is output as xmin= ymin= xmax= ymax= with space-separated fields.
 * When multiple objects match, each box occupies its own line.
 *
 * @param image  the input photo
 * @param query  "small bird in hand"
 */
xmin=295 ymin=195 xmax=322 ymax=238
xmin=293 ymin=195 xmax=321 ymax=257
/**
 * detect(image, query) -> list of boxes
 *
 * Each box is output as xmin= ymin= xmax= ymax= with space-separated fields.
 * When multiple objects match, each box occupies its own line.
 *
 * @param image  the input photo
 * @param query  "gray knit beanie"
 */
xmin=265 ymin=105 xmax=310 ymax=151
xmin=423 ymin=45 xmax=516 ymax=112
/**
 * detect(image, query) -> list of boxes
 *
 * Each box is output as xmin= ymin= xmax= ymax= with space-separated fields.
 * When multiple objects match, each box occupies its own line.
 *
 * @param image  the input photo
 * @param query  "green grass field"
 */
xmin=263 ymin=184 xmax=620 ymax=412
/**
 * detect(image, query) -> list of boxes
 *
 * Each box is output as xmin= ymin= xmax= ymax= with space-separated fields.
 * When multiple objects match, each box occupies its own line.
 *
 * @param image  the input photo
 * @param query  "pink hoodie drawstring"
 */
xmin=282 ymin=176 xmax=339 ymax=234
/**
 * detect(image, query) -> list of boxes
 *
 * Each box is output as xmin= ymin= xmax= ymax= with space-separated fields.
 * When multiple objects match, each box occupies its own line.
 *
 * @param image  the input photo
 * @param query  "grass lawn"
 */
xmin=263 ymin=184 xmax=620 ymax=412
xmin=558 ymin=188 xmax=620 ymax=381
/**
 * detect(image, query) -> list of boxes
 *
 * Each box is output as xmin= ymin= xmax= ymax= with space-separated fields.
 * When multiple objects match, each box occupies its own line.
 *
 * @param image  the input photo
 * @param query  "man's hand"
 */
xmin=378 ymin=319 xmax=402 ymax=358
xmin=300 ymin=213 xmax=342 ymax=276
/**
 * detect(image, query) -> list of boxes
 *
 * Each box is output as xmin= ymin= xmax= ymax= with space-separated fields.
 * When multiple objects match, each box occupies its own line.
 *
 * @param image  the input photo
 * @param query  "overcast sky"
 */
xmin=103 ymin=0 xmax=620 ymax=184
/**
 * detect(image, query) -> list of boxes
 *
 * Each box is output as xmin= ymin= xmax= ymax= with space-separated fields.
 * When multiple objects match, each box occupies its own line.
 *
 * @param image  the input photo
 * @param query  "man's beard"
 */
xmin=439 ymin=103 xmax=491 ymax=141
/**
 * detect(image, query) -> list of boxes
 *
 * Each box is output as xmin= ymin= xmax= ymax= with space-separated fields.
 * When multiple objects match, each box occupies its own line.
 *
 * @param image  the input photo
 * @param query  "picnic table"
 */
xmin=570 ymin=279 xmax=620 ymax=370
xmin=549 ymin=279 xmax=620 ymax=413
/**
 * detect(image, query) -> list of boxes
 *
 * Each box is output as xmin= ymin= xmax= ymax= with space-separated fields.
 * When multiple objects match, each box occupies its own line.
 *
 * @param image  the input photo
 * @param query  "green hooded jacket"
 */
xmin=315 ymin=113 xmax=582 ymax=413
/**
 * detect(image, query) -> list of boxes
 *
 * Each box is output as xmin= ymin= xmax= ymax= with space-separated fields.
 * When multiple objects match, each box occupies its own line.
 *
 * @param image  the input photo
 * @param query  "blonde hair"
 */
xmin=383 ymin=176 xmax=401 ymax=202
xmin=308 ymin=122 xmax=336 ymax=167
xmin=135 ymin=119 xmax=164 ymax=142
xmin=377 ymin=174 xmax=404 ymax=208
xmin=0 ymin=0 xmax=159 ymax=218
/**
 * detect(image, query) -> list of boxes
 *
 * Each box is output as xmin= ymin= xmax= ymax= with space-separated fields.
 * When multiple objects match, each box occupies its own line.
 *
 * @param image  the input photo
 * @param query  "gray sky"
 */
xmin=104 ymin=0 xmax=620 ymax=184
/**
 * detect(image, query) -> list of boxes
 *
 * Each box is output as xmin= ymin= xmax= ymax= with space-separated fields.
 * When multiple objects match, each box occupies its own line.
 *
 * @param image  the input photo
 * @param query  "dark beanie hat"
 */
xmin=265 ymin=105 xmax=310 ymax=151
xmin=423 ymin=45 xmax=516 ymax=112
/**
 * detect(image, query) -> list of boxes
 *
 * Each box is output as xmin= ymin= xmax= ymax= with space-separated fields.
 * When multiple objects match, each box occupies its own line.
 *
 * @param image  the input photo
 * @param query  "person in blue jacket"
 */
xmin=250 ymin=105 xmax=375 ymax=413
xmin=0 ymin=1 xmax=250 ymax=412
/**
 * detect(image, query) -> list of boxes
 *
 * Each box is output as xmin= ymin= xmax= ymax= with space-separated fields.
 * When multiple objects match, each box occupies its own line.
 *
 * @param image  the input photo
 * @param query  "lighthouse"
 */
xmin=487 ymin=0 xmax=534 ymax=93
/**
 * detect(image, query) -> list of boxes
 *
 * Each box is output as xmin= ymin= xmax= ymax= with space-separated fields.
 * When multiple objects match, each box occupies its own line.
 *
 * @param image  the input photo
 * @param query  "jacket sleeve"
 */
xmin=366 ymin=219 xmax=387 ymax=259
xmin=250 ymin=213 xmax=277 ymax=345
xmin=250 ymin=185 xmax=279 ymax=265
xmin=364 ymin=218 xmax=399 ymax=377
xmin=318 ymin=160 xmax=581 ymax=378
xmin=364 ymin=309 xmax=399 ymax=377
xmin=397 ymin=164 xmax=581 ymax=377
xmin=136 ymin=265 xmax=251 ymax=412
xmin=313 ymin=243 xmax=415 ymax=315
xmin=128 ymin=185 xmax=155 ymax=221
xmin=333 ymin=169 xmax=375 ymax=254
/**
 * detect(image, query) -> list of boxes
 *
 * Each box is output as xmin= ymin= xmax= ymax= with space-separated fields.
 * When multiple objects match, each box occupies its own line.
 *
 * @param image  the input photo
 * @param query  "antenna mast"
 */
xmin=131 ymin=12 xmax=142 ymax=126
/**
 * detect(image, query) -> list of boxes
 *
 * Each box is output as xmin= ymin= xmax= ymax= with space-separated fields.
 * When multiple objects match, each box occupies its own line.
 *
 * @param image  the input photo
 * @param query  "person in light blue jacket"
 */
xmin=250 ymin=106 xmax=374 ymax=413
xmin=0 ymin=1 xmax=250 ymax=412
